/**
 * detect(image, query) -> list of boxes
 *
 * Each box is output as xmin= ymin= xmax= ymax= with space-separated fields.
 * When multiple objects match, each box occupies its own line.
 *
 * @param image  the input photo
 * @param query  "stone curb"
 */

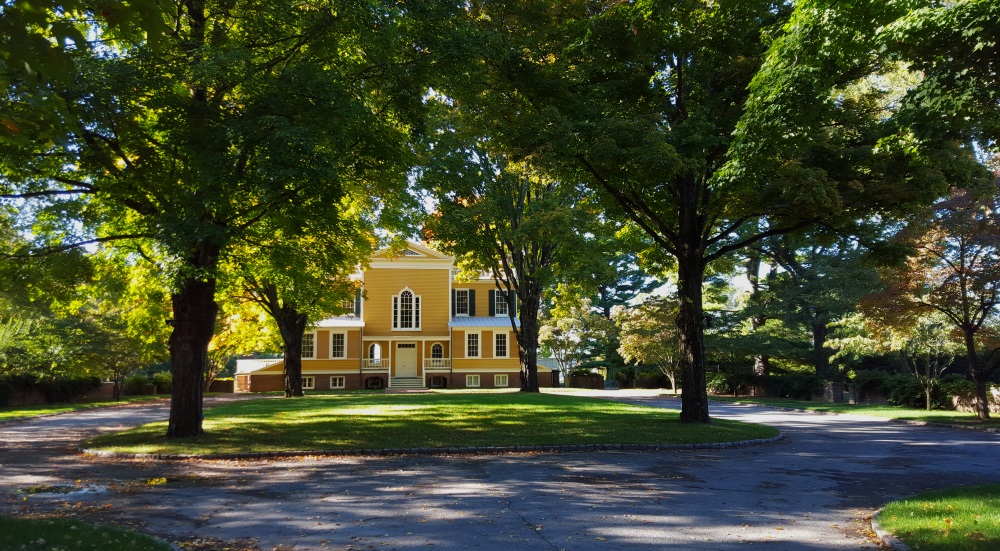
xmin=77 ymin=432 xmax=785 ymax=461
xmin=870 ymin=507 xmax=913 ymax=551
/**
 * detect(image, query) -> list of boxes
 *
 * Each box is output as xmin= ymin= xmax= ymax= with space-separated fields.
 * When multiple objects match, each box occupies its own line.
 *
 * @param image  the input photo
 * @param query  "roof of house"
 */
xmin=313 ymin=316 xmax=365 ymax=328
xmin=449 ymin=316 xmax=520 ymax=329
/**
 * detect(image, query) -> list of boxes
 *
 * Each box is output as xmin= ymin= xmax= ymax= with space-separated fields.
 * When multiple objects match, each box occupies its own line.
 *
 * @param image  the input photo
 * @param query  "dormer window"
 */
xmin=392 ymin=288 xmax=421 ymax=330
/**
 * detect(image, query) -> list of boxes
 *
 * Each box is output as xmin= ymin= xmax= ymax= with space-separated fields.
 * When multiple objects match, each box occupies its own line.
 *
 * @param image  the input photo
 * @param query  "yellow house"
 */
xmin=236 ymin=241 xmax=556 ymax=391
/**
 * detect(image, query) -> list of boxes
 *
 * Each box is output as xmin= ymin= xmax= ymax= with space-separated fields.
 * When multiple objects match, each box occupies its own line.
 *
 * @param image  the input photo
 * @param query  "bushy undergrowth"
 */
xmin=0 ymin=375 xmax=102 ymax=407
xmin=853 ymin=371 xmax=972 ymax=409
xmin=707 ymin=372 xmax=823 ymax=400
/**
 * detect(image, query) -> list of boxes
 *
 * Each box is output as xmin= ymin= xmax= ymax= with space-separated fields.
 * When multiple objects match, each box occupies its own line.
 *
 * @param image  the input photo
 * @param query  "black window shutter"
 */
xmin=354 ymin=291 xmax=361 ymax=316
xmin=469 ymin=289 xmax=476 ymax=316
xmin=451 ymin=289 xmax=456 ymax=317
xmin=488 ymin=290 xmax=495 ymax=317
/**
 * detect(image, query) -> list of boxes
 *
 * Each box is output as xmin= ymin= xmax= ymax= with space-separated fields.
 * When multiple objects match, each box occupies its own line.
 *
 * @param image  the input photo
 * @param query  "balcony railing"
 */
xmin=424 ymin=358 xmax=451 ymax=371
xmin=362 ymin=359 xmax=390 ymax=372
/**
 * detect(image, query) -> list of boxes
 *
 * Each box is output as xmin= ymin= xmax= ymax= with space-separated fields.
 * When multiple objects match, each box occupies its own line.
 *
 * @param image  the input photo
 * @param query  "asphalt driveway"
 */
xmin=1 ymin=391 xmax=997 ymax=550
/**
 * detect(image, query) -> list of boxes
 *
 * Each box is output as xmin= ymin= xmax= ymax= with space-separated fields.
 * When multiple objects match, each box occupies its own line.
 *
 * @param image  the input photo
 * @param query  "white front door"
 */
xmin=396 ymin=343 xmax=418 ymax=377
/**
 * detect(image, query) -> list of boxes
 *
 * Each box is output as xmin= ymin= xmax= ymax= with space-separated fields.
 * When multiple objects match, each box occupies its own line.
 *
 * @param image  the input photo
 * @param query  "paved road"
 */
xmin=1 ymin=392 xmax=998 ymax=550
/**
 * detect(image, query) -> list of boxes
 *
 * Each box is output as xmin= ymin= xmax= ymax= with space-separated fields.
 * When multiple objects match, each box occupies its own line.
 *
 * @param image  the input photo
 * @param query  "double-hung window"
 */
xmin=302 ymin=333 xmax=315 ymax=359
xmin=494 ymin=290 xmax=509 ymax=316
xmin=495 ymin=333 xmax=508 ymax=358
xmin=467 ymin=333 xmax=480 ymax=358
xmin=330 ymin=333 xmax=346 ymax=359
xmin=455 ymin=289 xmax=470 ymax=316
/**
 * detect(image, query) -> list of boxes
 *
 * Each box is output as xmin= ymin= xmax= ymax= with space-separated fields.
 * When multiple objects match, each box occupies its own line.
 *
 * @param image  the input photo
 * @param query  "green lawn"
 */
xmin=84 ymin=391 xmax=779 ymax=455
xmin=0 ymin=517 xmax=173 ymax=551
xmin=0 ymin=396 xmax=169 ymax=423
xmin=706 ymin=396 xmax=1000 ymax=428
xmin=878 ymin=484 xmax=1000 ymax=551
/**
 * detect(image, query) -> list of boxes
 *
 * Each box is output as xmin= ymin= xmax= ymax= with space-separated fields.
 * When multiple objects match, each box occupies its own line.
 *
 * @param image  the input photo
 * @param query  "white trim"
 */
xmin=453 ymin=368 xmax=523 ymax=373
xmin=494 ymin=332 xmax=509 ymax=358
xmin=300 ymin=370 xmax=365 ymax=375
xmin=302 ymin=376 xmax=316 ymax=390
xmin=494 ymin=290 xmax=510 ymax=317
xmin=454 ymin=288 xmax=471 ymax=317
xmin=329 ymin=331 xmax=348 ymax=359
xmin=363 ymin=335 xmax=449 ymax=342
xmin=466 ymin=331 xmax=481 ymax=359
xmin=369 ymin=261 xmax=454 ymax=270
xmin=466 ymin=374 xmax=481 ymax=388
xmin=429 ymin=341 xmax=445 ymax=359
xmin=302 ymin=332 xmax=317 ymax=360
xmin=494 ymin=374 xmax=509 ymax=387
xmin=329 ymin=376 xmax=346 ymax=389
xmin=392 ymin=287 xmax=421 ymax=331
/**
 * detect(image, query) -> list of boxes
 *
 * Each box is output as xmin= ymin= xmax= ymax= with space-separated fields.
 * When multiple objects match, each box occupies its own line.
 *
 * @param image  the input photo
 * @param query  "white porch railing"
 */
xmin=362 ymin=359 xmax=390 ymax=372
xmin=424 ymin=358 xmax=451 ymax=371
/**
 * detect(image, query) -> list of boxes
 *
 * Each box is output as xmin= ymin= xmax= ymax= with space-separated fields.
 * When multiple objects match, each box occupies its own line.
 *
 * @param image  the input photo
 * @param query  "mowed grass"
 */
xmin=707 ymin=396 xmax=1000 ymax=428
xmin=878 ymin=484 xmax=1000 ymax=551
xmin=0 ymin=396 xmax=168 ymax=423
xmin=84 ymin=391 xmax=779 ymax=455
xmin=0 ymin=517 xmax=173 ymax=551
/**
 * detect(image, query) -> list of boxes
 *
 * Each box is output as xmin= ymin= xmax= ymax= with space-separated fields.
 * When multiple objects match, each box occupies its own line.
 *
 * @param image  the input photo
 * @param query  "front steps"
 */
xmin=388 ymin=377 xmax=426 ymax=391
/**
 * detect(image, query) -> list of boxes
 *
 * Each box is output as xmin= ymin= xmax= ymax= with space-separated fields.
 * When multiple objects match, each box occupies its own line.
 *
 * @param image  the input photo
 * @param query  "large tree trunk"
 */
xmin=964 ymin=328 xmax=991 ymax=420
xmin=167 ymin=244 xmax=220 ymax=438
xmin=812 ymin=321 xmax=830 ymax=379
xmin=747 ymin=250 xmax=770 ymax=377
xmin=517 ymin=280 xmax=542 ymax=392
xmin=676 ymin=254 xmax=710 ymax=423
xmin=275 ymin=307 xmax=308 ymax=398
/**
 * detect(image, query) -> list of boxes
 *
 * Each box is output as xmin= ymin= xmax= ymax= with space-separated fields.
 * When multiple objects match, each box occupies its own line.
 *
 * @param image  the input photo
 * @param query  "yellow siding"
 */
xmin=424 ymin=341 xmax=449 ymax=358
xmin=363 ymin=267 xmax=451 ymax=335
xmin=348 ymin=331 xmax=361 ymax=358
xmin=302 ymin=360 xmax=362 ymax=372
xmin=483 ymin=330 xmax=493 ymax=359
xmin=453 ymin=358 xmax=521 ymax=370
xmin=316 ymin=330 xmax=330 ymax=359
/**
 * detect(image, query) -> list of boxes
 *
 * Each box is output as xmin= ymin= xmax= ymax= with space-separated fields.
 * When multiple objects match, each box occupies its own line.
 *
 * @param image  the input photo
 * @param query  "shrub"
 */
xmin=613 ymin=366 xmax=636 ymax=389
xmin=706 ymin=372 xmax=730 ymax=395
xmin=152 ymin=371 xmax=173 ymax=393
xmin=124 ymin=375 xmax=150 ymax=395
xmin=851 ymin=370 xmax=964 ymax=409
xmin=635 ymin=370 xmax=668 ymax=389
xmin=754 ymin=373 xmax=824 ymax=400
xmin=37 ymin=376 xmax=102 ymax=403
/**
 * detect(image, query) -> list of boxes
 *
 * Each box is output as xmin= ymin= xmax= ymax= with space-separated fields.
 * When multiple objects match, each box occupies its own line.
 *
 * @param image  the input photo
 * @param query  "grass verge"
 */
xmin=0 ymin=517 xmax=173 ymax=551
xmin=878 ymin=484 xmax=1000 ymax=551
xmin=706 ymin=396 xmax=1000 ymax=428
xmin=84 ymin=392 xmax=779 ymax=455
xmin=0 ymin=396 xmax=169 ymax=423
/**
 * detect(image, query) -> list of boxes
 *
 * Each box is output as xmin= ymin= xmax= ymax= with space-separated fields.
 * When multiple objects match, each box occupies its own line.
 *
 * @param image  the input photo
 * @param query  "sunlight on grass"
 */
xmin=707 ymin=396 xmax=1000 ymax=427
xmin=879 ymin=484 xmax=1000 ymax=551
xmin=84 ymin=392 xmax=779 ymax=455
xmin=0 ymin=396 xmax=168 ymax=422
xmin=0 ymin=517 xmax=173 ymax=551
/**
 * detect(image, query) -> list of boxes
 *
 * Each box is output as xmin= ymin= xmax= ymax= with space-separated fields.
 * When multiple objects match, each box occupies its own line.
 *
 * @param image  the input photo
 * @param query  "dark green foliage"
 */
xmin=706 ymin=372 xmax=822 ymax=400
xmin=151 ymin=371 xmax=172 ymax=393
xmin=123 ymin=375 xmax=150 ymax=396
xmin=852 ymin=370 xmax=970 ymax=410
xmin=756 ymin=373 xmax=826 ymax=401
xmin=0 ymin=374 xmax=100 ymax=406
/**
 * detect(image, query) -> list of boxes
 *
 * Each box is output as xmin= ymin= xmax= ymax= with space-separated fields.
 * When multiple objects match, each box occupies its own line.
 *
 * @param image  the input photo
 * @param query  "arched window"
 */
xmin=392 ymin=288 xmax=421 ymax=329
xmin=368 ymin=343 xmax=382 ymax=361
xmin=431 ymin=343 xmax=443 ymax=359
